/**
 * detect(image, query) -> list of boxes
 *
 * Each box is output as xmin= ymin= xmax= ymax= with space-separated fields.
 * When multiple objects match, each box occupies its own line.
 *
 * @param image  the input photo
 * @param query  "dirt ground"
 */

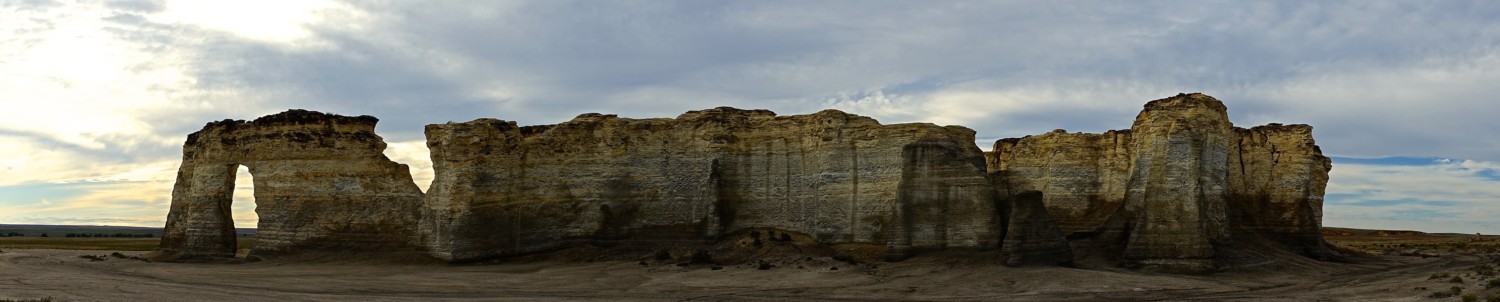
xmin=2 ymin=231 xmax=1499 ymax=301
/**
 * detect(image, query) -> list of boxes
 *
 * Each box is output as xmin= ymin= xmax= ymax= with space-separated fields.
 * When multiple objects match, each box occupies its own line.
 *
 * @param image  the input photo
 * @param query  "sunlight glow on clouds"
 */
xmin=153 ymin=0 xmax=352 ymax=45
xmin=0 ymin=3 xmax=180 ymax=152
xmin=232 ymin=165 xmax=256 ymax=227
xmin=384 ymin=140 xmax=435 ymax=193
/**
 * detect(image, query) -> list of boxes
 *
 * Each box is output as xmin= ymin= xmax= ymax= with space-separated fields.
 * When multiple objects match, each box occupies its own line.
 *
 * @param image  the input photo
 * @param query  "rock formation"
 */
xmin=986 ymin=93 xmax=1333 ymax=271
xmin=152 ymin=93 xmax=1331 ymax=273
xmin=153 ymin=110 xmax=425 ymax=260
xmin=420 ymin=108 xmax=1000 ymax=261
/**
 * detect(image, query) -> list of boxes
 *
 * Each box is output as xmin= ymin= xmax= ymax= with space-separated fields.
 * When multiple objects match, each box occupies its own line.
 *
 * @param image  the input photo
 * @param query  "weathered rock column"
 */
xmin=1116 ymin=93 xmax=1234 ymax=271
xmin=1229 ymin=124 xmax=1333 ymax=259
xmin=987 ymin=93 xmax=1334 ymax=271
xmin=157 ymin=163 xmax=240 ymax=259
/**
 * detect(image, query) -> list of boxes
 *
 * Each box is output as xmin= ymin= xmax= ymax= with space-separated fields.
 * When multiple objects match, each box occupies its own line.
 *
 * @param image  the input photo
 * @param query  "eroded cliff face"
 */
xmin=987 ymin=93 xmax=1332 ymax=271
xmin=154 ymin=110 xmax=424 ymax=260
xmin=421 ymin=108 xmax=1000 ymax=261
xmin=1229 ymin=124 xmax=1333 ymax=259
xmin=988 ymin=130 xmax=1132 ymax=234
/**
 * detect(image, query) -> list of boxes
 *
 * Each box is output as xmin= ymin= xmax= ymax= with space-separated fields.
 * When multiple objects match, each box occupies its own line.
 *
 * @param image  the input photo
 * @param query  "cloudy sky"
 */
xmin=2 ymin=1 xmax=1499 ymax=234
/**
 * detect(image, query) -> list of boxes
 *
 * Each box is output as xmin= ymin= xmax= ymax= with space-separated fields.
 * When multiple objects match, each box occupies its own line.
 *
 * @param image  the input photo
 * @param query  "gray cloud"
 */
xmin=102 ymin=0 xmax=162 ymax=13
xmin=123 ymin=0 xmax=1500 ymax=159
xmin=11 ymin=0 xmax=1500 ymax=166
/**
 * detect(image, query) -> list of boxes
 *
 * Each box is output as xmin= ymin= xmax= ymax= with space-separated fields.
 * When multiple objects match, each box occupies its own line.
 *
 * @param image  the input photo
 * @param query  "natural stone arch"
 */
xmin=152 ymin=110 xmax=425 ymax=260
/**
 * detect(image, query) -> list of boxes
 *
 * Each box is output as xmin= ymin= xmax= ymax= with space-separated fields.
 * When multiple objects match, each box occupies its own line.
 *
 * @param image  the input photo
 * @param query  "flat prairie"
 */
xmin=1 ymin=232 xmax=1497 ymax=301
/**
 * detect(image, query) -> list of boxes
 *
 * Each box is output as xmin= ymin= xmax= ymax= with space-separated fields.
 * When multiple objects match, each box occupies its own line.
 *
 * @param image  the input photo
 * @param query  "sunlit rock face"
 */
xmin=420 ymin=108 xmax=1001 ymax=261
xmin=154 ymin=110 xmax=425 ymax=260
xmin=987 ymin=93 xmax=1332 ymax=271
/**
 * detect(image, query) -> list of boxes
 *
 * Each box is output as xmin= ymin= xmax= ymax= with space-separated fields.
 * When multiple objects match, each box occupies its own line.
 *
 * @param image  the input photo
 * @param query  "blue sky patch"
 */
xmin=1337 ymin=198 xmax=1463 ymax=207
xmin=1329 ymin=156 xmax=1450 ymax=166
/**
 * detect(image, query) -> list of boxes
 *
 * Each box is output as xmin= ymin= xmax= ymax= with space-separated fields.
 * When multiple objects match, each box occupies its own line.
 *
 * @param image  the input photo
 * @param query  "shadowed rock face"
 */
xmin=154 ymin=110 xmax=424 ymax=260
xmin=986 ymin=93 xmax=1333 ymax=271
xmin=421 ymin=108 xmax=999 ymax=261
xmin=1229 ymin=123 xmax=1333 ymax=259
xmin=999 ymin=190 xmax=1074 ymax=267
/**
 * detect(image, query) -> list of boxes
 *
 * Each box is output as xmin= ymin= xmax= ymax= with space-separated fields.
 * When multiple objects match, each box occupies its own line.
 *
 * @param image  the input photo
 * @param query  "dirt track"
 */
xmin=2 ymin=248 xmax=1496 ymax=301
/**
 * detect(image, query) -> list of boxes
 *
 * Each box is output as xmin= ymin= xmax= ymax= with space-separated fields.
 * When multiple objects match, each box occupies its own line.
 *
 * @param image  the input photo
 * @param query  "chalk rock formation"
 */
xmin=987 ymin=93 xmax=1332 ymax=271
xmin=154 ymin=110 xmax=424 ymax=259
xmin=421 ymin=108 xmax=1000 ymax=261
xmin=999 ymin=190 xmax=1074 ymax=267
xmin=152 ymin=93 xmax=1331 ymax=272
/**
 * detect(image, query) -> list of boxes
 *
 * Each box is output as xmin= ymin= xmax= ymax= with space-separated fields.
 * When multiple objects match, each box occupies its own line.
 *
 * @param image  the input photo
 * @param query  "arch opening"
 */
xmin=230 ymin=164 xmax=258 ymax=259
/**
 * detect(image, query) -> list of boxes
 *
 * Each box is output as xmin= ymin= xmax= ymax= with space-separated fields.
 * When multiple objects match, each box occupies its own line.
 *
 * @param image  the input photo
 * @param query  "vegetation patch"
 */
xmin=1429 ymin=286 xmax=1463 ymax=298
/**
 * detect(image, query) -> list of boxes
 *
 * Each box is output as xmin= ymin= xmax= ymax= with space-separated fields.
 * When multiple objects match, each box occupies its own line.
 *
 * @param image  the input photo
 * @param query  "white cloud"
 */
xmin=151 ymin=0 xmax=359 ymax=46
xmin=0 ymin=4 xmax=178 ymax=152
xmin=384 ymin=140 xmax=434 ymax=193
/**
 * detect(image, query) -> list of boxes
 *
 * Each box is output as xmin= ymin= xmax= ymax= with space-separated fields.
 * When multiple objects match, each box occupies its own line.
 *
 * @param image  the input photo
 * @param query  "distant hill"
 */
xmin=1322 ymin=227 xmax=1489 ymax=238
xmin=0 ymin=224 xmax=256 ymax=238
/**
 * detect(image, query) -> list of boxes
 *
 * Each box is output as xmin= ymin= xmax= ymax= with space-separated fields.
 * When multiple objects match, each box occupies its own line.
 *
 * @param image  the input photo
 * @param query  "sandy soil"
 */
xmin=2 ymin=247 xmax=1497 ymax=302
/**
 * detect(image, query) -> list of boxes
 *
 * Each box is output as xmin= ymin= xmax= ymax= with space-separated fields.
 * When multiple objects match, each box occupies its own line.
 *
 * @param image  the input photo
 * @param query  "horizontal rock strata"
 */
xmin=421 ymin=108 xmax=1000 ymax=261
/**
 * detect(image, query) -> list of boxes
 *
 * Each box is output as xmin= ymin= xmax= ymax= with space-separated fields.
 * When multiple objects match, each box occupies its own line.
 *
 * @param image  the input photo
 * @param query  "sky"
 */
xmin=1 ymin=1 xmax=1499 ymax=234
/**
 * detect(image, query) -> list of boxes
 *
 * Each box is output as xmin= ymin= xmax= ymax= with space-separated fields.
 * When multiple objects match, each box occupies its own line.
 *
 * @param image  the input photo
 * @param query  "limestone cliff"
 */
xmin=421 ymin=108 xmax=1000 ymax=261
xmin=987 ymin=93 xmax=1332 ymax=271
xmin=154 ymin=110 xmax=424 ymax=259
